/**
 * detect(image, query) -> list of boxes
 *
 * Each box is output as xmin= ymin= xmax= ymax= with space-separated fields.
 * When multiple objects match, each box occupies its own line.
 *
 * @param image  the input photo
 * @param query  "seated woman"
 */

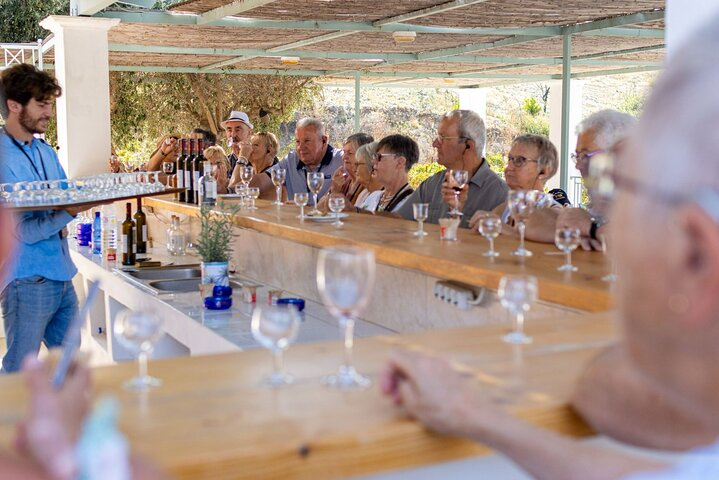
xmin=358 ymin=134 xmax=418 ymax=213
xmin=352 ymin=141 xmax=382 ymax=208
xmin=203 ymin=145 xmax=231 ymax=195
xmin=229 ymin=132 xmax=280 ymax=199
xmin=318 ymin=133 xmax=374 ymax=210
xmin=468 ymin=134 xmax=567 ymax=243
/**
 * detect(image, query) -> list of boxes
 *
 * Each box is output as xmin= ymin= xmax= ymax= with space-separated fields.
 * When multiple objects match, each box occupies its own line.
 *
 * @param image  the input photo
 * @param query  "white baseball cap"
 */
xmin=221 ymin=110 xmax=254 ymax=130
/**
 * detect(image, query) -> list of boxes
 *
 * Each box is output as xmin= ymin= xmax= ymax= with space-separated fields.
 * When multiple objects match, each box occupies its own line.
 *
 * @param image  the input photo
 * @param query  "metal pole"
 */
xmin=560 ymin=34 xmax=572 ymax=192
xmin=354 ymin=72 xmax=361 ymax=133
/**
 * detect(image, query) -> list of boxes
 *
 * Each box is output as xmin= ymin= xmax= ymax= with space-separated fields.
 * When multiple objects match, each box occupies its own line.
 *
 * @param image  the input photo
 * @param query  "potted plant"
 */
xmin=195 ymin=205 xmax=237 ymax=289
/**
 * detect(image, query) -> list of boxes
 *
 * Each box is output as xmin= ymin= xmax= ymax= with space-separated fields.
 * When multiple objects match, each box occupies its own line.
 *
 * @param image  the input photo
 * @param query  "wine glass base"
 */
xmin=512 ymin=248 xmax=533 ymax=257
xmin=273 ymin=201 xmax=283 ymax=206
xmin=602 ymin=273 xmax=618 ymax=282
xmin=123 ymin=375 xmax=162 ymax=391
xmin=483 ymin=250 xmax=500 ymax=257
xmin=297 ymin=214 xmax=306 ymax=220
xmin=413 ymin=230 xmax=428 ymax=237
xmin=322 ymin=366 xmax=371 ymax=390
xmin=557 ymin=264 xmax=578 ymax=272
xmin=262 ymin=372 xmax=294 ymax=387
xmin=502 ymin=331 xmax=533 ymax=345
xmin=333 ymin=221 xmax=344 ymax=228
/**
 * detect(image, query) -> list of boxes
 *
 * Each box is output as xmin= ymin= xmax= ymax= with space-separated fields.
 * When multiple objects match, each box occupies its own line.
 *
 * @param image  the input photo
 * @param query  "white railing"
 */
xmin=569 ymin=175 xmax=586 ymax=207
xmin=0 ymin=41 xmax=43 ymax=71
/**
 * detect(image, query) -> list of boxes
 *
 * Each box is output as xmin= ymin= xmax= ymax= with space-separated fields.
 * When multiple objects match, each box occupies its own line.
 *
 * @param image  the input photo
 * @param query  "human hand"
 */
xmin=330 ymin=167 xmax=348 ymax=194
xmin=15 ymin=356 xmax=91 ymax=479
xmin=380 ymin=349 xmax=502 ymax=438
xmin=159 ymin=137 xmax=179 ymax=158
xmin=468 ymin=210 xmax=492 ymax=231
xmin=214 ymin=163 xmax=229 ymax=194
xmin=238 ymin=140 xmax=252 ymax=161
xmin=556 ymin=208 xmax=602 ymax=250
xmin=108 ymin=155 xmax=122 ymax=174
xmin=441 ymin=171 xmax=468 ymax=212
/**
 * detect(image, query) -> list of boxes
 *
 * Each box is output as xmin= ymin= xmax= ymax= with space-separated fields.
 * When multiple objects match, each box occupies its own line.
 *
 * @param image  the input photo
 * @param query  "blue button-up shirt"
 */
xmin=271 ymin=145 xmax=343 ymax=204
xmin=0 ymin=128 xmax=76 ymax=284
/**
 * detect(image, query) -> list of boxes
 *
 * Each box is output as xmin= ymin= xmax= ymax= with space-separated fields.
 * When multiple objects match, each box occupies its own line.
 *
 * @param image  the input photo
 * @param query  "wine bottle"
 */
xmin=177 ymin=138 xmax=187 ymax=202
xmin=199 ymin=162 xmax=217 ymax=206
xmin=134 ymin=198 xmax=147 ymax=254
xmin=121 ymin=202 xmax=136 ymax=266
xmin=193 ymin=138 xmax=204 ymax=204
xmin=184 ymin=138 xmax=196 ymax=204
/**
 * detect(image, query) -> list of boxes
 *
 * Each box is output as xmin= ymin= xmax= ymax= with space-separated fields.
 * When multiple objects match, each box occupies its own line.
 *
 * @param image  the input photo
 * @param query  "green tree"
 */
xmin=521 ymin=97 xmax=542 ymax=117
xmin=0 ymin=0 xmax=68 ymax=42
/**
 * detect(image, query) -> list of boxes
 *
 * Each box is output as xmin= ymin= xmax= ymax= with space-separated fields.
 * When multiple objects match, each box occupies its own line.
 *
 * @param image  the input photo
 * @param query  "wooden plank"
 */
xmin=0 ymin=312 xmax=615 ymax=479
xmin=145 ymin=197 xmax=613 ymax=312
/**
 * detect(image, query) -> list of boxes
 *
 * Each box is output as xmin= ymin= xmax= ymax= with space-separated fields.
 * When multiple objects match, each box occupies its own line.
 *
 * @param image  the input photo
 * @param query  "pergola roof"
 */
xmin=45 ymin=0 xmax=665 ymax=87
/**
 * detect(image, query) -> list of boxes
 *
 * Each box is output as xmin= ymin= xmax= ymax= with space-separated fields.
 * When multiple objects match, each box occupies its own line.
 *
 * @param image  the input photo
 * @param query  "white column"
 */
xmin=39 ymin=15 xmax=119 ymax=178
xmin=667 ymin=0 xmax=719 ymax=58
xmin=547 ymin=79 xmax=583 ymax=192
xmin=457 ymin=88 xmax=487 ymax=154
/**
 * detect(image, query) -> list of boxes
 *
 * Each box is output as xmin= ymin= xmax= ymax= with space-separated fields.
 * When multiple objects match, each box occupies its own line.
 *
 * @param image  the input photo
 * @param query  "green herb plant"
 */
xmin=195 ymin=205 xmax=239 ymax=263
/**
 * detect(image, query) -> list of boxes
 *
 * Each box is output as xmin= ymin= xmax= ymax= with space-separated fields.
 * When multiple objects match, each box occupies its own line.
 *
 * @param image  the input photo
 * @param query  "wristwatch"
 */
xmin=589 ymin=217 xmax=607 ymax=240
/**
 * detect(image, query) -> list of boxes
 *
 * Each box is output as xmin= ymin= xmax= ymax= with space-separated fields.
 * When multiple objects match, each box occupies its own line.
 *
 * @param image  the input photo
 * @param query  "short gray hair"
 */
xmin=576 ymin=109 xmax=637 ymax=150
xmin=512 ymin=134 xmax=559 ymax=179
xmin=443 ymin=109 xmax=486 ymax=153
xmin=356 ymin=141 xmax=378 ymax=170
xmin=296 ymin=117 xmax=325 ymax=136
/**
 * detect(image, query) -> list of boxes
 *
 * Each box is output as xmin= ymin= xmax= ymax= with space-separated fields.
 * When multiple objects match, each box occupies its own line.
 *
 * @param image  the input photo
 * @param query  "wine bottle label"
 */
xmin=141 ymin=225 xmax=147 ymax=242
xmin=122 ymin=235 xmax=129 ymax=254
xmin=184 ymin=170 xmax=191 ymax=190
xmin=177 ymin=168 xmax=185 ymax=187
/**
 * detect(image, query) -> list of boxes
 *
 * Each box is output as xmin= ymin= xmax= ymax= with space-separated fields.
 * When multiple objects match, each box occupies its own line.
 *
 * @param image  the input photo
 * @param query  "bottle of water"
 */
xmin=101 ymin=204 xmax=118 ymax=263
xmin=92 ymin=211 xmax=102 ymax=255
xmin=76 ymin=212 xmax=92 ymax=247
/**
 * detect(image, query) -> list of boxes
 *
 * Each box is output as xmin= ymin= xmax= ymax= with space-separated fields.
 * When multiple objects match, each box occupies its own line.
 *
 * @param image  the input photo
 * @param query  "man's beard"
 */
xmin=19 ymin=108 xmax=48 ymax=135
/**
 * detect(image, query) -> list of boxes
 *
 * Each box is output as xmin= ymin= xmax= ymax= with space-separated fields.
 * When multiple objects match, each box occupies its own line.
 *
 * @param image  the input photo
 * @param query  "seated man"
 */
xmin=557 ymin=109 xmax=636 ymax=250
xmin=381 ymin=21 xmax=719 ymax=478
xmin=269 ymin=118 xmax=342 ymax=204
xmin=358 ymin=134 xmax=418 ymax=213
xmin=396 ymin=109 xmax=508 ymax=227
xmin=468 ymin=134 xmax=567 ymax=243
xmin=223 ymin=110 xmax=254 ymax=178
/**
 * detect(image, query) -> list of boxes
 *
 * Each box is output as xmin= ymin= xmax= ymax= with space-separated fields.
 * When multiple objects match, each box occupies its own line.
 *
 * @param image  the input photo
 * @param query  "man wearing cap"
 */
xmin=222 ymin=110 xmax=253 ymax=179
xmin=269 ymin=117 xmax=343 ymax=203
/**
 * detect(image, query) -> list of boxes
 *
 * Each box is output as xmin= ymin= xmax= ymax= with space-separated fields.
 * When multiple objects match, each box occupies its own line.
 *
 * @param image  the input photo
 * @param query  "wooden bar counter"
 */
xmin=144 ymin=197 xmax=612 ymax=334
xmin=0 ymin=311 xmax=616 ymax=479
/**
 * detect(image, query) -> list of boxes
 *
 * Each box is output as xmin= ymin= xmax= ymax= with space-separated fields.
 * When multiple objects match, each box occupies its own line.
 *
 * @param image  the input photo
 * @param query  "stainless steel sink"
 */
xmin=126 ymin=266 xmax=201 ymax=281
xmin=148 ymin=278 xmax=242 ymax=293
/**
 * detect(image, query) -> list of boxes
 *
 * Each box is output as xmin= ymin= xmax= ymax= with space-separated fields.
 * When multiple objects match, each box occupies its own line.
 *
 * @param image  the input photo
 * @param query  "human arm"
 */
xmin=572 ymin=345 xmax=718 ymax=451
xmin=14 ymin=210 xmax=75 ymax=245
xmin=524 ymin=207 xmax=561 ymax=243
xmin=250 ymin=172 xmax=276 ymax=200
xmin=213 ymin=163 xmax=229 ymax=194
xmin=380 ymin=349 xmax=667 ymax=480
xmin=556 ymin=207 xmax=602 ymax=251
xmin=147 ymin=137 xmax=179 ymax=172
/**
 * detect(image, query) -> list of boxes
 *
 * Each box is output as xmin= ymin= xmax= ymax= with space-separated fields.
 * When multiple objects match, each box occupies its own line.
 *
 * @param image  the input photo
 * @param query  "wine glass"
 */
xmin=328 ymin=193 xmax=345 ymax=228
xmin=113 ymin=310 xmax=164 ymax=391
xmin=508 ymin=190 xmax=542 ymax=257
xmin=317 ymin=247 xmax=376 ymax=389
xmin=600 ymin=233 xmax=618 ymax=282
xmin=251 ymin=305 xmax=301 ymax=386
xmin=239 ymin=165 xmax=254 ymax=187
xmin=294 ymin=192 xmax=309 ymax=220
xmin=247 ymin=187 xmax=260 ymax=210
xmin=307 ymin=171 xmax=325 ymax=215
xmin=449 ymin=169 xmax=469 ymax=216
xmin=478 ymin=213 xmax=502 ymax=257
xmin=555 ymin=226 xmax=581 ymax=272
xmin=270 ymin=168 xmax=287 ymax=206
xmin=413 ymin=203 xmax=429 ymax=237
xmin=498 ymin=275 xmax=538 ymax=345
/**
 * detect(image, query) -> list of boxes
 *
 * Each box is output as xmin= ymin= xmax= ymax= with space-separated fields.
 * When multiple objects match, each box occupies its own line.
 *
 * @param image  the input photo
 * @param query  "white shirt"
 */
xmin=623 ymin=438 xmax=719 ymax=479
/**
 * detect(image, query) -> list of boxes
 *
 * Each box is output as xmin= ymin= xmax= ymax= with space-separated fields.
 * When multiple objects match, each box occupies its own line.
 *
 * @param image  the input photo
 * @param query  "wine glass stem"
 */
xmin=454 ymin=193 xmax=459 ymax=212
xmin=489 ymin=237 xmax=495 ymax=255
xmin=272 ymin=349 xmax=284 ymax=378
xmin=300 ymin=206 xmax=305 ymax=219
xmin=419 ymin=220 xmax=424 ymax=235
xmin=566 ymin=251 xmax=571 ymax=268
xmin=514 ymin=312 xmax=525 ymax=336
xmin=313 ymin=192 xmax=318 ymax=209
xmin=518 ymin=222 xmax=526 ymax=251
xmin=138 ymin=350 xmax=149 ymax=379
xmin=342 ymin=317 xmax=355 ymax=370
xmin=276 ymin=187 xmax=281 ymax=204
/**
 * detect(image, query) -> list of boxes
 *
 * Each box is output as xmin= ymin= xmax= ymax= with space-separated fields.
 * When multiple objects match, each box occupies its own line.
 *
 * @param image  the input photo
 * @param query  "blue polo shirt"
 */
xmin=270 ymin=145 xmax=343 ymax=204
xmin=0 ymin=128 xmax=76 ymax=284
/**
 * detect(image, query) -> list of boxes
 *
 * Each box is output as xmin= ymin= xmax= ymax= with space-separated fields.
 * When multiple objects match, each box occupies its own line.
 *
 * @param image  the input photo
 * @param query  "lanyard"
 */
xmin=378 ymin=183 xmax=411 ymax=212
xmin=3 ymin=129 xmax=48 ymax=180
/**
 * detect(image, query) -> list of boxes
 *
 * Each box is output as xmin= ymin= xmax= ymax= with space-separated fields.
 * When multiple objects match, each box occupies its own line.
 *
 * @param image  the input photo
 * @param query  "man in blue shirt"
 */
xmin=0 ymin=64 xmax=88 ymax=373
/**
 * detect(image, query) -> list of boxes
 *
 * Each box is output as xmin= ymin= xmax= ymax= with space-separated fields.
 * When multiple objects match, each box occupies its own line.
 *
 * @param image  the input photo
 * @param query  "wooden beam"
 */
xmin=197 ymin=0 xmax=276 ymax=26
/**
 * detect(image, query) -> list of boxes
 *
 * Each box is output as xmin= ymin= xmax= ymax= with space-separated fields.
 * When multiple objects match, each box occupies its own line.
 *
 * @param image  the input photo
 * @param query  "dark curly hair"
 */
xmin=1 ymin=63 xmax=62 ymax=107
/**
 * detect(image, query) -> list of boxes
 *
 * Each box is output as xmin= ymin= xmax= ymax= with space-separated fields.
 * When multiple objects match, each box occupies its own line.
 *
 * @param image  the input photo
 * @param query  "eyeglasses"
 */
xmin=571 ymin=149 xmax=604 ymax=167
xmin=505 ymin=155 xmax=539 ymax=168
xmin=434 ymin=135 xmax=466 ymax=145
xmin=373 ymin=153 xmax=399 ymax=162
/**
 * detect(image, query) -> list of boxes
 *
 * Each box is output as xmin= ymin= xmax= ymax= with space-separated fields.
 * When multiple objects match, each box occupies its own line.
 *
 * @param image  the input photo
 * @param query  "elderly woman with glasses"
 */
xmin=318 ymin=133 xmax=374 ymax=211
xmin=469 ymin=134 xmax=567 ymax=242
xmin=357 ymin=134 xmax=419 ymax=213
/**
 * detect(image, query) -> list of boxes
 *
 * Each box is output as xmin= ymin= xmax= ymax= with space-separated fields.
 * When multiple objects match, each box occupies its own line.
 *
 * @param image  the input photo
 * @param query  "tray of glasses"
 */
xmin=7 ymin=188 xmax=185 ymax=212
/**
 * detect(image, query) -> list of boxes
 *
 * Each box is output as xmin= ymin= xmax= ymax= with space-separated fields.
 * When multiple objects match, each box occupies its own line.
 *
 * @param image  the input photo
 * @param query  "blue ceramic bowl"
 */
xmin=276 ymin=297 xmax=305 ymax=312
xmin=213 ymin=285 xmax=233 ymax=298
xmin=204 ymin=296 xmax=232 ymax=310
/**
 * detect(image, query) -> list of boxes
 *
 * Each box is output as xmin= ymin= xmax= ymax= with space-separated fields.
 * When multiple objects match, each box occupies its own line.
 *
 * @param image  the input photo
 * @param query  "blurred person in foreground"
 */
xmin=358 ymin=134 xmax=418 ymax=213
xmin=381 ymin=21 xmax=719 ymax=478
xmin=557 ymin=109 xmax=636 ymax=250
xmin=396 ymin=110 xmax=508 ymax=227
xmin=468 ymin=134 xmax=568 ymax=243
